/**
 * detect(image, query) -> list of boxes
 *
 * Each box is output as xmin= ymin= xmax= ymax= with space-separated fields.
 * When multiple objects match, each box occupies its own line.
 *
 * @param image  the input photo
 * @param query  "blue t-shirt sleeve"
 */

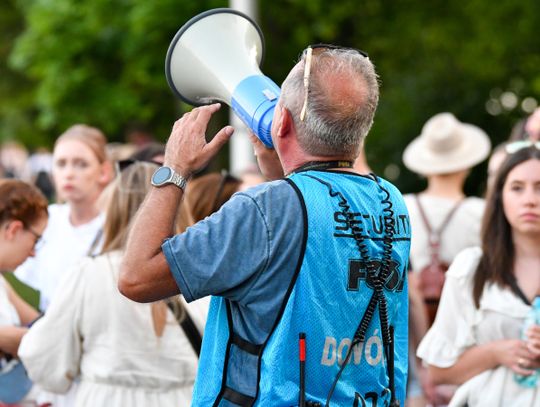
xmin=162 ymin=191 xmax=270 ymax=303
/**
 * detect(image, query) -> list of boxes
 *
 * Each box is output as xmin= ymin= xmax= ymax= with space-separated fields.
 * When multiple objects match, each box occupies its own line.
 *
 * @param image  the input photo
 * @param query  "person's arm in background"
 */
xmin=0 ymin=326 xmax=28 ymax=357
xmin=409 ymin=273 xmax=429 ymax=354
xmin=421 ymin=268 xmax=536 ymax=384
xmin=418 ymin=249 xmax=540 ymax=385
xmin=429 ymin=338 xmax=536 ymax=385
xmin=6 ymin=277 xmax=39 ymax=325
xmin=119 ymin=104 xmax=234 ymax=303
xmin=0 ymin=277 xmax=39 ymax=356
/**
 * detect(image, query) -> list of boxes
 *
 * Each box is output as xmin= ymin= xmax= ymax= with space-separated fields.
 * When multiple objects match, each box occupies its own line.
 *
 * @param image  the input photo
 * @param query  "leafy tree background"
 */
xmin=1 ymin=0 xmax=539 ymax=195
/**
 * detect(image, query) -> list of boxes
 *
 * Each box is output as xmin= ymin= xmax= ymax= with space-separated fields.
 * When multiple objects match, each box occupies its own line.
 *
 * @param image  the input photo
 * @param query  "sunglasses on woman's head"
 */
xmin=505 ymin=140 xmax=540 ymax=154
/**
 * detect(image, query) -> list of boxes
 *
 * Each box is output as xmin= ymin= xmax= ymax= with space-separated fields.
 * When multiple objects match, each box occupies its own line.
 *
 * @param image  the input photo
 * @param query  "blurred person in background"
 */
xmin=417 ymin=144 xmax=540 ymax=407
xmin=19 ymin=162 xmax=207 ymax=407
xmin=0 ymin=179 xmax=48 ymax=405
xmin=15 ymin=124 xmax=113 ymax=312
xmin=487 ymin=108 xmax=540 ymax=193
xmin=28 ymin=147 xmax=55 ymax=202
xmin=235 ymin=164 xmax=265 ymax=192
xmin=402 ymin=112 xmax=491 ymax=406
xmin=106 ymin=142 xmax=138 ymax=164
xmin=176 ymin=171 xmax=241 ymax=233
xmin=0 ymin=141 xmax=30 ymax=180
xmin=15 ymin=124 xmax=113 ymax=407
xmin=402 ymin=112 xmax=491 ymax=317
xmin=486 ymin=142 xmax=508 ymax=191
xmin=129 ymin=142 xmax=165 ymax=165
xmin=508 ymin=108 xmax=540 ymax=143
xmin=524 ymin=107 xmax=540 ymax=142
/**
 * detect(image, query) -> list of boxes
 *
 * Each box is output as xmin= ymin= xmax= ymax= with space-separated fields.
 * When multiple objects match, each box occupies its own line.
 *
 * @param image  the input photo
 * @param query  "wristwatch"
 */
xmin=151 ymin=166 xmax=188 ymax=191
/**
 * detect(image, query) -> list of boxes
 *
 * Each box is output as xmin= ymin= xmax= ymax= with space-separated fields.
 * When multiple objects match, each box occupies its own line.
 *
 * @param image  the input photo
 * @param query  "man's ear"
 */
xmin=275 ymin=106 xmax=294 ymax=140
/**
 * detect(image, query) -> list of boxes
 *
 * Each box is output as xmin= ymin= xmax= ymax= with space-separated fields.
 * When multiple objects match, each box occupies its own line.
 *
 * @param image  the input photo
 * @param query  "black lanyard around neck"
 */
xmin=289 ymin=160 xmax=353 ymax=175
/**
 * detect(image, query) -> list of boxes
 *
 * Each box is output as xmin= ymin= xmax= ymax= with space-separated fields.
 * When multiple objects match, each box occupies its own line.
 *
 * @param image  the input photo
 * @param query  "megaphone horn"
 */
xmin=165 ymin=8 xmax=280 ymax=148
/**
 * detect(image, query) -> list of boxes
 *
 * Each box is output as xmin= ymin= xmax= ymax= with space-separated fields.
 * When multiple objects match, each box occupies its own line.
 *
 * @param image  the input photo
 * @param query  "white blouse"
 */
xmin=15 ymin=203 xmax=104 ymax=311
xmin=19 ymin=251 xmax=208 ymax=407
xmin=417 ymin=247 xmax=540 ymax=407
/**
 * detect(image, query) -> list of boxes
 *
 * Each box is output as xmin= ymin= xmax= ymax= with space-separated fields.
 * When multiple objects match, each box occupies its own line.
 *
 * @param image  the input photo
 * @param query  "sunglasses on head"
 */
xmin=299 ymin=44 xmax=369 ymax=122
xmin=505 ymin=140 xmax=540 ymax=154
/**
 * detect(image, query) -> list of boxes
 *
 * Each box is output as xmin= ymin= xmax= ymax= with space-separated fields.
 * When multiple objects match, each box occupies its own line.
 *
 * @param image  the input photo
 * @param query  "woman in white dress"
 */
xmin=0 ymin=179 xmax=48 ymax=405
xmin=417 ymin=143 xmax=540 ymax=407
xmin=15 ymin=124 xmax=113 ymax=312
xmin=19 ymin=161 xmax=208 ymax=406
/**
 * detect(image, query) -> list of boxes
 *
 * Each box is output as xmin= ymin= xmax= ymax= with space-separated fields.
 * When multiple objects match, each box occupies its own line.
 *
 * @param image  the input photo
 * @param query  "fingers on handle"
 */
xmin=204 ymin=126 xmax=234 ymax=157
xmin=192 ymin=103 xmax=222 ymax=122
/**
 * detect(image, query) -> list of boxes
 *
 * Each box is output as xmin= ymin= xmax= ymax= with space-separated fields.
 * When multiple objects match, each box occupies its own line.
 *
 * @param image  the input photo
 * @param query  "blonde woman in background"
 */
xmin=19 ymin=162 xmax=208 ymax=406
xmin=14 ymin=124 xmax=112 ymax=407
xmin=16 ymin=124 xmax=113 ymax=312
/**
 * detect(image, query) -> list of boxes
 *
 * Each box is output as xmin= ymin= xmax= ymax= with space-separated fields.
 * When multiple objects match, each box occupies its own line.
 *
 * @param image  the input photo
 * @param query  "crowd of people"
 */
xmin=0 ymin=43 xmax=539 ymax=407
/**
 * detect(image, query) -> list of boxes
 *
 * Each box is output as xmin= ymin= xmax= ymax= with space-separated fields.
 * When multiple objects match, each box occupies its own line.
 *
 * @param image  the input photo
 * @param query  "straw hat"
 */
xmin=403 ymin=113 xmax=491 ymax=175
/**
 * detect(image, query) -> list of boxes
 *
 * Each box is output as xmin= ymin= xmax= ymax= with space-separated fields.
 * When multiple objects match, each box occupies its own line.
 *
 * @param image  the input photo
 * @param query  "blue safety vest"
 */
xmin=192 ymin=171 xmax=410 ymax=406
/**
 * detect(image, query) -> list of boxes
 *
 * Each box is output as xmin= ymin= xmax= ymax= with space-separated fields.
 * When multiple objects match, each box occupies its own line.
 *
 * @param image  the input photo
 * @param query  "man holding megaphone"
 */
xmin=120 ymin=43 xmax=411 ymax=406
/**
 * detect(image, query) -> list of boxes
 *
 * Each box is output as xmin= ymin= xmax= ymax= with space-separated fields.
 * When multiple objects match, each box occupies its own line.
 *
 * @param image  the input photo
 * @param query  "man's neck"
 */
xmin=353 ymin=150 xmax=371 ymax=174
xmin=282 ymin=154 xmax=356 ymax=176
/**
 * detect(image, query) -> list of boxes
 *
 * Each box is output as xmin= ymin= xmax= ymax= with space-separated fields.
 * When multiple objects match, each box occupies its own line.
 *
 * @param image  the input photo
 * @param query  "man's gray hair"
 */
xmin=280 ymin=48 xmax=379 ymax=158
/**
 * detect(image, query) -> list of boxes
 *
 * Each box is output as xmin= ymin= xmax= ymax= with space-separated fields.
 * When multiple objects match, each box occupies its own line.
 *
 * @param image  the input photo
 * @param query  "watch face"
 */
xmin=152 ymin=167 xmax=172 ymax=185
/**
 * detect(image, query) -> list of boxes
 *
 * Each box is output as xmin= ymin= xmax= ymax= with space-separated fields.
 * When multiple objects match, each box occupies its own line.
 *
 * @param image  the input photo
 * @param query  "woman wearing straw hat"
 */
xmin=402 ymin=112 xmax=491 ymax=406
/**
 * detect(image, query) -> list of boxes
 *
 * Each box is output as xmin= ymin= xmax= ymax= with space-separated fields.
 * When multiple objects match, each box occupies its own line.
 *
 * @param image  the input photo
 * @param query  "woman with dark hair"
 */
xmin=417 ymin=143 xmax=540 ymax=406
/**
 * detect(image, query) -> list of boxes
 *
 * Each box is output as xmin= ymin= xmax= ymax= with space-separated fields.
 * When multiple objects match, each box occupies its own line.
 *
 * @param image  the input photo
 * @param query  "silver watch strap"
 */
xmin=171 ymin=171 xmax=188 ymax=190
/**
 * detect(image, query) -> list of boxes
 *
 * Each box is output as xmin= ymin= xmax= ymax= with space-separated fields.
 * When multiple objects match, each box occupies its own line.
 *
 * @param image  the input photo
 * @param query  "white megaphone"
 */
xmin=165 ymin=8 xmax=281 ymax=148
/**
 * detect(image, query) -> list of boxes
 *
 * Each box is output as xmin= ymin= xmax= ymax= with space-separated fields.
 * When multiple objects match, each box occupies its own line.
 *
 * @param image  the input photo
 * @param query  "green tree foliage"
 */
xmin=1 ymin=0 xmax=539 ymax=193
xmin=4 ymin=0 xmax=227 ymax=146
xmin=260 ymin=0 xmax=540 ymax=193
xmin=0 ymin=0 xmax=43 ymax=147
